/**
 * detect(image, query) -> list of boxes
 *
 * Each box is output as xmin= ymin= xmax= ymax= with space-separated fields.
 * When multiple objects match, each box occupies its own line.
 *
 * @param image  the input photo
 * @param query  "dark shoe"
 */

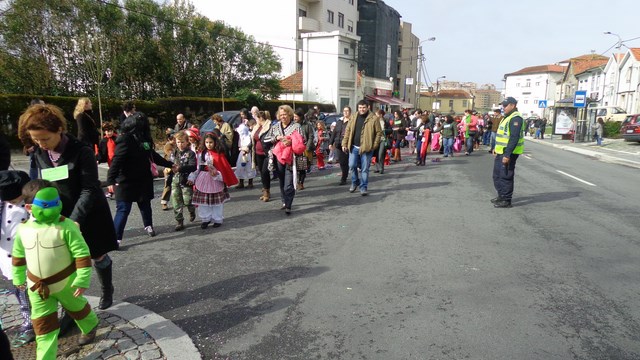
xmin=78 ymin=326 xmax=97 ymax=346
xmin=349 ymin=185 xmax=358 ymax=193
xmin=490 ymin=197 xmax=503 ymax=204
xmin=298 ymin=182 xmax=304 ymax=190
xmin=236 ymin=179 xmax=245 ymax=189
xmin=379 ymin=169 xmax=384 ymax=174
xmin=285 ymin=208 xmax=291 ymax=215
xmin=145 ymin=226 xmax=156 ymax=237
xmin=247 ymin=179 xmax=254 ymax=189
xmin=339 ymin=179 xmax=347 ymax=185
xmin=161 ymin=204 xmax=169 ymax=211
xmin=175 ymin=221 xmax=184 ymax=231
xmin=11 ymin=328 xmax=35 ymax=347
xmin=189 ymin=212 xmax=196 ymax=222
xmin=280 ymin=203 xmax=286 ymax=210
xmin=95 ymin=262 xmax=114 ymax=310
xmin=59 ymin=311 xmax=77 ymax=337
xmin=493 ymin=200 xmax=512 ymax=208
xmin=201 ymin=221 xmax=210 ymax=229
xmin=374 ymin=169 xmax=380 ymax=173
xmin=213 ymin=223 xmax=222 ymax=228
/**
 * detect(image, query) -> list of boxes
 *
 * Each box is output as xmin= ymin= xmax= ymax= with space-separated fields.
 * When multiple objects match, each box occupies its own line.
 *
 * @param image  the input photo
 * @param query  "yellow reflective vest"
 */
xmin=495 ymin=111 xmax=524 ymax=155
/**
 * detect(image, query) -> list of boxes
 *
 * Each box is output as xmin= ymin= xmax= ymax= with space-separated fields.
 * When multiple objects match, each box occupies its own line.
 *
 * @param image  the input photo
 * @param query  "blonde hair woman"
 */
xmin=74 ymin=97 xmax=100 ymax=151
xmin=268 ymin=105 xmax=302 ymax=214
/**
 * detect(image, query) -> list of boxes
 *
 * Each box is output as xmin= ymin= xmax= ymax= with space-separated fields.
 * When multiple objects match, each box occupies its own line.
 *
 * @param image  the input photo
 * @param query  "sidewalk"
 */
xmin=1 ymin=291 xmax=200 ymax=359
xmin=526 ymin=136 xmax=640 ymax=169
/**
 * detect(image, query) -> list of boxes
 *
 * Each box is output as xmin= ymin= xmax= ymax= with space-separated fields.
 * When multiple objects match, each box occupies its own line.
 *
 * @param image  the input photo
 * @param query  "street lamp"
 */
xmin=435 ymin=76 xmax=446 ymax=111
xmin=604 ymin=31 xmax=623 ymax=49
xmin=416 ymin=37 xmax=436 ymax=109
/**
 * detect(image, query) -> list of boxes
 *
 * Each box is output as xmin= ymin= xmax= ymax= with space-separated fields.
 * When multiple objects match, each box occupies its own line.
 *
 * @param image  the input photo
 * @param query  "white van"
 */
xmin=586 ymin=105 xmax=627 ymax=122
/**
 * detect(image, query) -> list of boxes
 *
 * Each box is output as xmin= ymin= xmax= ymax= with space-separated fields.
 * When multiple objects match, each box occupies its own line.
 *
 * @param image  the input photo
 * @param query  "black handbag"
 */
xmin=295 ymin=155 xmax=309 ymax=171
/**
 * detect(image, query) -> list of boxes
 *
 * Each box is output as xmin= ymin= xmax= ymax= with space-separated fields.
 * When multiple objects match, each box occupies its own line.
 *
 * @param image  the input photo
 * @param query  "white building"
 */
xmin=503 ymin=65 xmax=566 ymax=118
xmin=301 ymin=31 xmax=360 ymax=109
xmin=616 ymin=48 xmax=640 ymax=114
xmin=194 ymin=0 xmax=359 ymax=77
xmin=602 ymin=53 xmax=625 ymax=107
xmin=575 ymin=65 xmax=606 ymax=104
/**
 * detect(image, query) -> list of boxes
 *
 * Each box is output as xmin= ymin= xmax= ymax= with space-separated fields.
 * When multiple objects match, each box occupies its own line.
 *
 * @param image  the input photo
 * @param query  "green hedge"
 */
xmin=603 ymin=120 xmax=622 ymax=138
xmin=0 ymin=94 xmax=335 ymax=148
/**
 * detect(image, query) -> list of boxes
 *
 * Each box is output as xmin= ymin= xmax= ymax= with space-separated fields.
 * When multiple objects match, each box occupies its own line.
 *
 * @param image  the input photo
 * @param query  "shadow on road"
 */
xmin=122 ymin=266 xmax=329 ymax=334
xmin=513 ymin=191 xmax=581 ymax=206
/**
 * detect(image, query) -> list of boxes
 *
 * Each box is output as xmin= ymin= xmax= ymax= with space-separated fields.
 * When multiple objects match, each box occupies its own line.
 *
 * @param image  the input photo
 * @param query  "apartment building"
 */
xmin=397 ymin=21 xmax=419 ymax=107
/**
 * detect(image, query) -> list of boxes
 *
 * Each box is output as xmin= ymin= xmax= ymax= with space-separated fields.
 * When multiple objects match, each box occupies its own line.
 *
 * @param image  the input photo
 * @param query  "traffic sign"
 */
xmin=538 ymin=100 xmax=547 ymax=108
xmin=574 ymin=90 xmax=587 ymax=108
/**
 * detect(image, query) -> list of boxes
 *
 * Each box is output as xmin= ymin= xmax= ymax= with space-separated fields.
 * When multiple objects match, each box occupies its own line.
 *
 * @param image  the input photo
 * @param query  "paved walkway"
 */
xmin=525 ymin=136 xmax=640 ymax=169
xmin=1 ymin=290 xmax=200 ymax=360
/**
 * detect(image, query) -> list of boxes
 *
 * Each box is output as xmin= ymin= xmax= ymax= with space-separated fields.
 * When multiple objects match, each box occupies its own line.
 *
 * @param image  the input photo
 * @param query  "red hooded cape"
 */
xmin=209 ymin=150 xmax=238 ymax=187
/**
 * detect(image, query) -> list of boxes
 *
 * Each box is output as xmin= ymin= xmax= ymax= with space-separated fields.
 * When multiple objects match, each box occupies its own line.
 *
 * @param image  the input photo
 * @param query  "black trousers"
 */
xmin=492 ymin=153 xmax=519 ymax=201
xmin=335 ymin=147 xmax=349 ymax=182
xmin=276 ymin=160 xmax=295 ymax=208
xmin=255 ymin=153 xmax=270 ymax=190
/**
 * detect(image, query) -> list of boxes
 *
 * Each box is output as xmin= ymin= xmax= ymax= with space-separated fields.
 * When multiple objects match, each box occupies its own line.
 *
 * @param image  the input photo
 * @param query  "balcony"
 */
xmin=298 ymin=16 xmax=320 ymax=33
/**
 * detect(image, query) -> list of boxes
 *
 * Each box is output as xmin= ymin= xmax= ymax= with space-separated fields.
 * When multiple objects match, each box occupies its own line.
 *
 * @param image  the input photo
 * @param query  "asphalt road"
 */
xmin=19 ymin=144 xmax=640 ymax=359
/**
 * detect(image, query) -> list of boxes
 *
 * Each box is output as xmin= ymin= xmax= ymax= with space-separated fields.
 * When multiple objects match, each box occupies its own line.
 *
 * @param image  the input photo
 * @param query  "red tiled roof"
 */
xmin=631 ymin=48 xmax=640 ymax=61
xmin=280 ymin=70 xmax=302 ymax=93
xmin=505 ymin=64 xmax=566 ymax=76
xmin=420 ymin=89 xmax=473 ymax=99
xmin=614 ymin=53 xmax=625 ymax=62
xmin=569 ymin=54 xmax=609 ymax=75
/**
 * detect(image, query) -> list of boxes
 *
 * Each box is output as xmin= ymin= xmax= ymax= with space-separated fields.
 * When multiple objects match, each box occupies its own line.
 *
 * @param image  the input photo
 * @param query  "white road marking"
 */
xmin=523 ymin=154 xmax=532 ymax=159
xmin=556 ymin=170 xmax=597 ymax=187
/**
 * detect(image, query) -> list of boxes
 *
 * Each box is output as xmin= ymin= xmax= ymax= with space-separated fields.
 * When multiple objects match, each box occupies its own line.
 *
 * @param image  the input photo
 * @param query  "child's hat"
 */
xmin=186 ymin=127 xmax=200 ymax=141
xmin=0 ymin=170 xmax=30 ymax=201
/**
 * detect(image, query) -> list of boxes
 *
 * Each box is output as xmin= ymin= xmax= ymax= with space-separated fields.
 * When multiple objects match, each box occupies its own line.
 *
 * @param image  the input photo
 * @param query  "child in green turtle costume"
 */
xmin=12 ymin=180 xmax=99 ymax=360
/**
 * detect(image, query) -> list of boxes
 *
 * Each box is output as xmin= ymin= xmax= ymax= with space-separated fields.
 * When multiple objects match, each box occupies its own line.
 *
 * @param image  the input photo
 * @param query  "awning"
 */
xmin=365 ymin=95 xmax=413 ymax=108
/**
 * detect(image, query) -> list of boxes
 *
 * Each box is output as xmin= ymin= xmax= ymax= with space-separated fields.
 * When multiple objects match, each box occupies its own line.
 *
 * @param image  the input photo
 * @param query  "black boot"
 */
xmin=95 ymin=262 xmax=114 ymax=310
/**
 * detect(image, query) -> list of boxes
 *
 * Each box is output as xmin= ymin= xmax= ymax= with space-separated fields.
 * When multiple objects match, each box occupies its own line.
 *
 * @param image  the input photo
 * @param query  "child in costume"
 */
xmin=191 ymin=132 xmax=237 ymax=229
xmin=12 ymin=180 xmax=99 ymax=360
xmin=0 ymin=170 xmax=34 ymax=347
xmin=97 ymin=122 xmax=117 ymax=199
xmin=171 ymin=131 xmax=197 ymax=231
xmin=234 ymin=119 xmax=256 ymax=189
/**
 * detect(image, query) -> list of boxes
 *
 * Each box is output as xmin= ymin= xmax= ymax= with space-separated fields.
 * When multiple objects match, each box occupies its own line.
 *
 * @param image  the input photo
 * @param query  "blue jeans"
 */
xmin=443 ymin=137 xmax=454 ymax=156
xmin=114 ymin=200 xmax=153 ymax=240
xmin=482 ymin=131 xmax=491 ymax=145
xmin=596 ymin=135 xmax=602 ymax=146
xmin=465 ymin=136 xmax=474 ymax=153
xmin=490 ymin=132 xmax=497 ymax=151
xmin=348 ymin=146 xmax=373 ymax=190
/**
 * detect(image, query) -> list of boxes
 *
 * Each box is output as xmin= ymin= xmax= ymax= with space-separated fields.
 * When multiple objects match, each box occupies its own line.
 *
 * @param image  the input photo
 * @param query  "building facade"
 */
xmin=418 ymin=90 xmax=474 ymax=115
xmin=396 ymin=21 xmax=418 ymax=107
xmin=357 ymin=0 xmax=401 ymax=80
xmin=301 ymin=31 xmax=360 ymax=110
xmin=616 ymin=48 xmax=640 ymax=114
xmin=503 ymin=65 xmax=566 ymax=118
xmin=199 ymin=0 xmax=359 ymax=77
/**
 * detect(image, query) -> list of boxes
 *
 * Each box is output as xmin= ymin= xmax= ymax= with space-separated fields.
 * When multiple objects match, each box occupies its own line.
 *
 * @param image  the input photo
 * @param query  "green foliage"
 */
xmin=0 ymin=0 xmax=283 ymax=100
xmin=604 ymin=120 xmax=621 ymax=138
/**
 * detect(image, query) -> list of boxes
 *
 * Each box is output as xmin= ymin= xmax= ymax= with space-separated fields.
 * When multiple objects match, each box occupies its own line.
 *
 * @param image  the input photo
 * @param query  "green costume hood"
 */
xmin=31 ymin=187 xmax=62 ymax=224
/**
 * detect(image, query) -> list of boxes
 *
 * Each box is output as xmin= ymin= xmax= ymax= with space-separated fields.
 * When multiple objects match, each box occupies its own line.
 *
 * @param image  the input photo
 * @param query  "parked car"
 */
xmin=586 ymin=105 xmax=627 ymax=122
xmin=319 ymin=112 xmax=342 ymax=129
xmin=620 ymin=114 xmax=640 ymax=142
xmin=199 ymin=110 xmax=242 ymax=134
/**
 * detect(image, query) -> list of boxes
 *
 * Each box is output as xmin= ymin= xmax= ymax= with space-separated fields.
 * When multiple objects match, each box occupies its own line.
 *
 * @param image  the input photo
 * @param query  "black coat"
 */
xmin=76 ymin=111 xmax=101 ymax=149
xmin=33 ymin=135 xmax=117 ymax=258
xmin=107 ymin=131 xmax=172 ymax=203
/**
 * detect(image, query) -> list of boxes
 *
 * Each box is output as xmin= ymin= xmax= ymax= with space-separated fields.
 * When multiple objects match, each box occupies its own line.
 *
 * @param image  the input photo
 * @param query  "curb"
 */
xmin=526 ymin=138 xmax=640 ymax=169
xmin=86 ymin=295 xmax=201 ymax=360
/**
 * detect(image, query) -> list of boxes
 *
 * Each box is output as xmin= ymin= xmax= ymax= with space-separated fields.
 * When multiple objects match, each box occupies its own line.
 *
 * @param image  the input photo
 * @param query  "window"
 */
xmin=397 ymin=46 xmax=402 ymax=57
xmin=535 ymin=82 xmax=540 ymax=86
xmin=349 ymin=0 xmax=354 ymax=4
xmin=298 ymin=8 xmax=307 ymax=17
xmin=347 ymin=20 xmax=353 ymax=32
xmin=525 ymin=80 xmax=531 ymax=87
xmin=516 ymin=83 xmax=520 ymax=87
xmin=327 ymin=10 xmax=334 ymax=24
xmin=534 ymin=100 xmax=538 ymax=104
xmin=449 ymin=100 xmax=454 ymax=108
xmin=343 ymin=47 xmax=349 ymax=55
xmin=338 ymin=13 xmax=344 ymax=28
xmin=523 ymin=100 xmax=528 ymax=104
xmin=462 ymin=100 xmax=468 ymax=107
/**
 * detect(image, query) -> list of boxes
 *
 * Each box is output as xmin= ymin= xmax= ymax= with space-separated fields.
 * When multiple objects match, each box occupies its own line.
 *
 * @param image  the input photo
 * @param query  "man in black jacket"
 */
xmin=329 ymin=107 xmax=351 ymax=185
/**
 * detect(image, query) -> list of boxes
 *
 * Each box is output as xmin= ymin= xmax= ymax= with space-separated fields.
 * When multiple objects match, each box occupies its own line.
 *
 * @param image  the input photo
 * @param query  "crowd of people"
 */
xmin=0 ymin=96 xmax=524 ymax=359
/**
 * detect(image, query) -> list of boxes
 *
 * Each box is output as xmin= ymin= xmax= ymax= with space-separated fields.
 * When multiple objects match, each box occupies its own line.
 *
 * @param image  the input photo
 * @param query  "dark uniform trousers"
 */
xmin=492 ymin=153 xmax=519 ymax=201
xmin=334 ymin=147 xmax=349 ymax=182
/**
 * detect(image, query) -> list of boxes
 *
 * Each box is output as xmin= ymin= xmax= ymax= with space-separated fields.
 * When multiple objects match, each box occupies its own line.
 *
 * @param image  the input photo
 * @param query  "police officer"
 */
xmin=491 ymin=97 xmax=524 ymax=208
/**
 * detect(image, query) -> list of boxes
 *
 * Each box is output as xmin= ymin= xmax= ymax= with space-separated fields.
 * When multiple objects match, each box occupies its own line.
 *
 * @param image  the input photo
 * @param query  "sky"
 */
xmin=187 ymin=0 xmax=640 ymax=89
xmin=383 ymin=0 xmax=640 ymax=88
